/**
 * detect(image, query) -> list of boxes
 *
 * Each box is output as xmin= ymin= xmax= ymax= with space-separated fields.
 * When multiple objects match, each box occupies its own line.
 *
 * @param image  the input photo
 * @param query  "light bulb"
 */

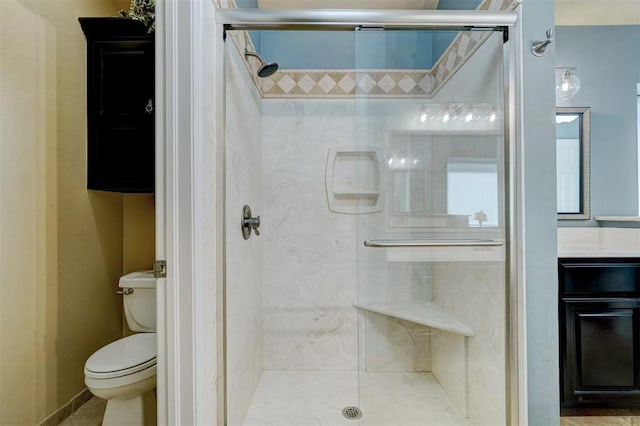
xmin=418 ymin=106 xmax=429 ymax=123
xmin=556 ymin=68 xmax=581 ymax=100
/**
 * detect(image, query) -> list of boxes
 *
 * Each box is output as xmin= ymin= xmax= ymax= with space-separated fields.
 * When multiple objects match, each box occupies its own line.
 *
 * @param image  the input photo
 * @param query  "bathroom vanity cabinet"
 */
xmin=559 ymin=258 xmax=640 ymax=408
xmin=79 ymin=18 xmax=154 ymax=193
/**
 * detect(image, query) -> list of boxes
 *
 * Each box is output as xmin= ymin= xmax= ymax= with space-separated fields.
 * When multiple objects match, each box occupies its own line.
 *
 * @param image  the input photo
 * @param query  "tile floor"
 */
xmin=560 ymin=417 xmax=640 ymax=426
xmin=58 ymin=396 xmax=105 ymax=426
xmin=560 ymin=408 xmax=640 ymax=426
xmin=61 ymin=383 xmax=640 ymax=426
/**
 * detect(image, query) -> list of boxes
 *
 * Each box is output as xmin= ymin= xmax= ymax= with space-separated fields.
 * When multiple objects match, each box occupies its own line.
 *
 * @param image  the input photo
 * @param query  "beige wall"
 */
xmin=556 ymin=0 xmax=640 ymax=25
xmin=0 ymin=0 xmax=154 ymax=424
xmin=123 ymin=194 xmax=156 ymax=274
xmin=122 ymin=194 xmax=156 ymax=336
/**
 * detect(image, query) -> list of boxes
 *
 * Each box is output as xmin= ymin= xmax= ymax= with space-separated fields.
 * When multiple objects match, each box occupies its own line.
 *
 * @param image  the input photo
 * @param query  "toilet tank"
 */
xmin=119 ymin=270 xmax=156 ymax=332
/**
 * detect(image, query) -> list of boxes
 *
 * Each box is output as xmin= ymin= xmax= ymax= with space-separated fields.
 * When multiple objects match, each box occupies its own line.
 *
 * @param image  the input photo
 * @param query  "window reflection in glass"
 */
xmin=447 ymin=160 xmax=498 ymax=227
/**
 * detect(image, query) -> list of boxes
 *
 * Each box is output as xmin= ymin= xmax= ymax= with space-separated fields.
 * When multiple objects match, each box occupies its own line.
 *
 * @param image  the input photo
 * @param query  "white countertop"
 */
xmin=558 ymin=228 xmax=640 ymax=258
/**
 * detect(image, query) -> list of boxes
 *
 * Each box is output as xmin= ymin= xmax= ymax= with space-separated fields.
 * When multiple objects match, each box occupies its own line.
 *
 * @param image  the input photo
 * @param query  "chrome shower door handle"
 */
xmin=241 ymin=205 xmax=261 ymax=240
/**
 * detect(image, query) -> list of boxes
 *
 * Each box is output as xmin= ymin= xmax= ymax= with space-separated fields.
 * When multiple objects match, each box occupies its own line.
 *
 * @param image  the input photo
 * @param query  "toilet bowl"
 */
xmin=85 ymin=333 xmax=157 ymax=426
xmin=84 ymin=271 xmax=157 ymax=426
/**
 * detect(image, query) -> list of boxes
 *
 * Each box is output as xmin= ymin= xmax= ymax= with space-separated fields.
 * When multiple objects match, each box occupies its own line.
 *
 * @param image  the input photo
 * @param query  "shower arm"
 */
xmin=244 ymin=50 xmax=262 ymax=61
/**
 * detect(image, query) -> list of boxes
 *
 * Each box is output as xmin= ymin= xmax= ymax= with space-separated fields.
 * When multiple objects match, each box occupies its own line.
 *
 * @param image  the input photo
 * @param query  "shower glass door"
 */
xmin=221 ymin=9 xmax=515 ymax=423
xmin=353 ymin=28 xmax=509 ymax=425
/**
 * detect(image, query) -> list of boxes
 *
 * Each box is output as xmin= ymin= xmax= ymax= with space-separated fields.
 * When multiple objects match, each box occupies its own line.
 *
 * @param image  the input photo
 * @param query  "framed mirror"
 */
xmin=556 ymin=107 xmax=591 ymax=220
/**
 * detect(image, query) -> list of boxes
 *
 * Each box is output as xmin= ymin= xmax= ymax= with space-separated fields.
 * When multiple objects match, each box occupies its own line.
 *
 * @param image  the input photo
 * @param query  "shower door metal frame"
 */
xmin=217 ymin=8 xmax=525 ymax=426
xmin=219 ymin=8 xmax=517 ymax=30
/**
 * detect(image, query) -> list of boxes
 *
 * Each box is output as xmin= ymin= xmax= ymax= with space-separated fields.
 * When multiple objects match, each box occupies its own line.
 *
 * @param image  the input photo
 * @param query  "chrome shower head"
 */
xmin=244 ymin=49 xmax=279 ymax=78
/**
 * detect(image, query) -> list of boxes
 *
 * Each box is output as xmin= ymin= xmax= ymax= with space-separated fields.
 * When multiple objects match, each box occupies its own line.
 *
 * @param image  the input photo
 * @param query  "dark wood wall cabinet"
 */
xmin=559 ymin=258 xmax=640 ymax=408
xmin=79 ymin=18 xmax=154 ymax=193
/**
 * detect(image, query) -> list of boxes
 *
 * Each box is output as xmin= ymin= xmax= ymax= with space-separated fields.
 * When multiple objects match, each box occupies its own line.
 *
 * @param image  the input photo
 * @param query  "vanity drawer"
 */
xmin=559 ymin=258 xmax=640 ymax=296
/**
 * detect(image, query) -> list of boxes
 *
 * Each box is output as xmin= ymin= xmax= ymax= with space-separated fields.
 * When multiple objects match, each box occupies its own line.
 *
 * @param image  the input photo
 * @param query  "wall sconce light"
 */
xmin=555 ymin=67 xmax=581 ymax=101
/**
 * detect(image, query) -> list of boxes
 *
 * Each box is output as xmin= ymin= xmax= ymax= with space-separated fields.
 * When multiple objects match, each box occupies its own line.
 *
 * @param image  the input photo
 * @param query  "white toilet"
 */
xmin=84 ymin=271 xmax=157 ymax=426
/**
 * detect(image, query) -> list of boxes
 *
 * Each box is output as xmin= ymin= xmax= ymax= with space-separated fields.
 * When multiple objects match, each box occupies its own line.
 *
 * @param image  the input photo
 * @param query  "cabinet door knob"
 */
xmin=145 ymin=99 xmax=153 ymax=114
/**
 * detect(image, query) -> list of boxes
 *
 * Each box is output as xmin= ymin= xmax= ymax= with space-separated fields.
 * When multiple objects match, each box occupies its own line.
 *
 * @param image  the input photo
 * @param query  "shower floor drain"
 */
xmin=342 ymin=406 xmax=363 ymax=420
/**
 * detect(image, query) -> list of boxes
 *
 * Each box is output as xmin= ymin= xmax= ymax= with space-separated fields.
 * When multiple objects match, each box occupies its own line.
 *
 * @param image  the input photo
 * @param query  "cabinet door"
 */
xmin=87 ymin=39 xmax=154 ymax=192
xmin=92 ymin=40 xmax=154 ymax=118
xmin=561 ymin=299 xmax=640 ymax=407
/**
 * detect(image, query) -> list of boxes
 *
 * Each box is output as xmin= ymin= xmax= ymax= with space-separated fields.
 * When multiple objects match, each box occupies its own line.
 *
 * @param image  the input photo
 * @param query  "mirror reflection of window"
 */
xmin=556 ymin=114 xmax=581 ymax=213
xmin=446 ymin=160 xmax=498 ymax=227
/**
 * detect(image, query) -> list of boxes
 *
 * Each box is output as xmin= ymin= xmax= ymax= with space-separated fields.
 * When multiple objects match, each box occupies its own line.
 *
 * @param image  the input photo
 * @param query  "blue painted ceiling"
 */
xmin=234 ymin=0 xmax=483 ymax=70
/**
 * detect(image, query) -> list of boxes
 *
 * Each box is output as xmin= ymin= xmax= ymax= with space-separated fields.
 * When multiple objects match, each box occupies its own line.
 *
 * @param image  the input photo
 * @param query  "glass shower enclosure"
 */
xmin=220 ymin=7 xmax=517 ymax=426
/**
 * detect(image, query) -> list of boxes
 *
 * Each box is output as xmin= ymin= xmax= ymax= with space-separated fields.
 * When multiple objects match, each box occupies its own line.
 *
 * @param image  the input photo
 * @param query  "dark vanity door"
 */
xmin=560 ymin=258 xmax=640 ymax=408
xmin=562 ymin=299 xmax=640 ymax=405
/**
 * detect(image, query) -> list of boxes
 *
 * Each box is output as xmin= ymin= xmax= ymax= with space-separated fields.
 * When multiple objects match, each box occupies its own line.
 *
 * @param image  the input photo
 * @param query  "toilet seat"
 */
xmin=85 ymin=333 xmax=157 ymax=380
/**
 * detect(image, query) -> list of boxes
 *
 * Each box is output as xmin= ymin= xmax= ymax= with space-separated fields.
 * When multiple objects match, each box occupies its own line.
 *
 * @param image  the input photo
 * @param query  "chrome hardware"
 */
xmin=116 ymin=288 xmax=134 ymax=295
xmin=356 ymin=26 xmax=384 ymax=31
xmin=145 ymin=99 xmax=154 ymax=114
xmin=364 ymin=239 xmax=503 ymax=248
xmin=531 ymin=28 xmax=553 ymax=57
xmin=217 ymin=9 xmax=518 ymax=31
xmin=154 ymin=260 xmax=167 ymax=278
xmin=241 ymin=205 xmax=261 ymax=240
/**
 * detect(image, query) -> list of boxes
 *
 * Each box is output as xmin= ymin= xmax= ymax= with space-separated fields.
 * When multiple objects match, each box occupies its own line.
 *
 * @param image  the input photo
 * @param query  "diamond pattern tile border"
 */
xmin=220 ymin=0 xmax=518 ymax=99
xmin=258 ymin=70 xmax=434 ymax=98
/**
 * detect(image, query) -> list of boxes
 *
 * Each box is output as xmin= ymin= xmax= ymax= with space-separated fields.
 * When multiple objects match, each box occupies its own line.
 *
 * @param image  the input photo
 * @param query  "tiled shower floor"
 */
xmin=242 ymin=370 xmax=471 ymax=426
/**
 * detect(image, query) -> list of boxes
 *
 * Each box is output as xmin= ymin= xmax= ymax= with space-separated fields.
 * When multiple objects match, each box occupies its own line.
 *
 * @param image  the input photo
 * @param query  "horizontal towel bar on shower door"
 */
xmin=363 ymin=239 xmax=503 ymax=248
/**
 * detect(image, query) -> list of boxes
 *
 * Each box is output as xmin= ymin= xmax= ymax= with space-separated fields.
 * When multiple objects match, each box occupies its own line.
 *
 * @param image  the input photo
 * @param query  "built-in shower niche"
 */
xmin=325 ymin=146 xmax=383 ymax=214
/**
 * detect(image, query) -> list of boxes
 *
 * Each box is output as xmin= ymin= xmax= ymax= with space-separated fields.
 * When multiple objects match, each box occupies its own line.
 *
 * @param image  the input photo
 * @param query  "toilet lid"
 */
xmin=85 ymin=333 xmax=156 ymax=379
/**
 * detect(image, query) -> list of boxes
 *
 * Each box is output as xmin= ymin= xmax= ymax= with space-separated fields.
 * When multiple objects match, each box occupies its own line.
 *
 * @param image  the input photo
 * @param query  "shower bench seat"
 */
xmin=354 ymin=301 xmax=474 ymax=337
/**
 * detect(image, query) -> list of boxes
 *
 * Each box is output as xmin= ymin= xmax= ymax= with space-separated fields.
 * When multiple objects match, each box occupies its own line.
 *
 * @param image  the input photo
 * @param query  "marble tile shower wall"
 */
xmin=358 ymin=244 xmax=434 ymax=372
xmin=364 ymin=310 xmax=432 ymax=372
xmin=261 ymin=99 xmax=431 ymax=371
xmin=433 ymin=263 xmax=506 ymax=425
xmin=262 ymin=99 xmax=359 ymax=370
xmin=225 ymin=46 xmax=264 ymax=426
